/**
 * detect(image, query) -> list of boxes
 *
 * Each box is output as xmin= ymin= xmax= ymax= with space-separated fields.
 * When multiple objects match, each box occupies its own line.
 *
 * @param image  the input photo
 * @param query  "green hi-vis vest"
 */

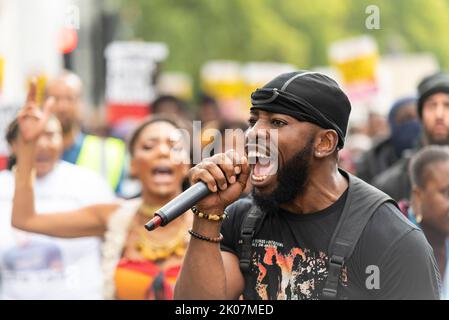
xmin=76 ymin=134 xmax=126 ymax=191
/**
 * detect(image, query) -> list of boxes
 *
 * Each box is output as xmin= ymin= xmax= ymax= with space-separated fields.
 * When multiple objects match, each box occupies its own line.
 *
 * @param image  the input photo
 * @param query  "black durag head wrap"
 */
xmin=250 ymin=71 xmax=352 ymax=149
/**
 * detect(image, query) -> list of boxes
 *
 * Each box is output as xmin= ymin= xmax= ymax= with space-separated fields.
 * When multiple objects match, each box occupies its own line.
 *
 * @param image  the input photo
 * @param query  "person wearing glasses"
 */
xmin=175 ymin=71 xmax=441 ymax=300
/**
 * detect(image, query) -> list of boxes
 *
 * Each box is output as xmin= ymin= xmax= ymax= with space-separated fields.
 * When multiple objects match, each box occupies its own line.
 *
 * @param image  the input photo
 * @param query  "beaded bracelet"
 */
xmin=191 ymin=206 xmax=228 ymax=221
xmin=188 ymin=229 xmax=224 ymax=243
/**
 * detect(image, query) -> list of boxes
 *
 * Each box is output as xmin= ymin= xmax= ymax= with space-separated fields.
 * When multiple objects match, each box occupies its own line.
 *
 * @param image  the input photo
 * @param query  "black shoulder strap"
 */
xmin=322 ymin=172 xmax=397 ymax=299
xmin=238 ymin=204 xmax=266 ymax=274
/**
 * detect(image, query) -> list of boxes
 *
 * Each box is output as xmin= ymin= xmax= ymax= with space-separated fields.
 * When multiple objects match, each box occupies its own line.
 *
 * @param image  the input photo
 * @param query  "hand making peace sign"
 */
xmin=17 ymin=78 xmax=55 ymax=143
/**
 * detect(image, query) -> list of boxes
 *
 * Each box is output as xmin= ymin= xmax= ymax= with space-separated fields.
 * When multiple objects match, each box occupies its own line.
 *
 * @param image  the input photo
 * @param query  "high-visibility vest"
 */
xmin=76 ymin=134 xmax=126 ymax=191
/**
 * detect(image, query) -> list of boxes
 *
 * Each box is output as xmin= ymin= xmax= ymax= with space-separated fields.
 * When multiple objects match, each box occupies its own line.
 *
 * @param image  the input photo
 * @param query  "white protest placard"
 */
xmin=105 ymin=41 xmax=168 ymax=105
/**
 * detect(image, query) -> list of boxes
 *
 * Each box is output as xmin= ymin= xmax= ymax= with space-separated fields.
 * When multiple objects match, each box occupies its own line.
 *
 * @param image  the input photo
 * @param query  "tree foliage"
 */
xmin=120 ymin=0 xmax=449 ymax=76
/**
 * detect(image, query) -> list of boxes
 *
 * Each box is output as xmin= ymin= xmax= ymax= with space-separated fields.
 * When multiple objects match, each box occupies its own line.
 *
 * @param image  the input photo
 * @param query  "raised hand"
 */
xmin=189 ymin=150 xmax=250 ymax=215
xmin=17 ymin=78 xmax=55 ymax=143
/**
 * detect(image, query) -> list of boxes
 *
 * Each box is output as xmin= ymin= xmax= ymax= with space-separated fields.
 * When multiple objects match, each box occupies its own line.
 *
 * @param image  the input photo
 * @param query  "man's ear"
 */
xmin=314 ymin=129 xmax=338 ymax=158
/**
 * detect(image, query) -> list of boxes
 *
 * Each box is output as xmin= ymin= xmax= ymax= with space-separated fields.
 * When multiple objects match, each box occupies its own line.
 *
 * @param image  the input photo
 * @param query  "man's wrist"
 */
xmin=195 ymin=205 xmax=226 ymax=216
xmin=192 ymin=214 xmax=223 ymax=239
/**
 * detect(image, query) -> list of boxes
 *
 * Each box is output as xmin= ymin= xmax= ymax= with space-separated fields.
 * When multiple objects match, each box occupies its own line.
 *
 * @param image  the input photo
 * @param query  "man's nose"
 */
xmin=246 ymin=124 xmax=271 ymax=145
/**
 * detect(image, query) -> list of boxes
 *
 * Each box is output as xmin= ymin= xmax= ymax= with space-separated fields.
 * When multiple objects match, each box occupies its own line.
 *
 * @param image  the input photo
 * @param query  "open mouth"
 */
xmin=151 ymin=166 xmax=175 ymax=184
xmin=247 ymin=149 xmax=277 ymax=186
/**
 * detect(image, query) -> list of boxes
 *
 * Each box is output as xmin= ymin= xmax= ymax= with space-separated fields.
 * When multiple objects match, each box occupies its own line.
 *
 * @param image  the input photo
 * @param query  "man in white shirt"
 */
xmin=0 ymin=115 xmax=114 ymax=299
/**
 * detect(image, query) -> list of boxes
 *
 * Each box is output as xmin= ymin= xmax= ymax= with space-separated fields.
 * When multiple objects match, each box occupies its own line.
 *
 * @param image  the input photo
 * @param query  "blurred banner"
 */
xmin=329 ymin=35 xmax=382 ymax=127
xmin=156 ymin=72 xmax=193 ymax=101
xmin=329 ymin=35 xmax=380 ymax=102
xmin=201 ymin=61 xmax=296 ymax=121
xmin=104 ymin=41 xmax=168 ymax=126
xmin=329 ymin=36 xmax=439 ymax=128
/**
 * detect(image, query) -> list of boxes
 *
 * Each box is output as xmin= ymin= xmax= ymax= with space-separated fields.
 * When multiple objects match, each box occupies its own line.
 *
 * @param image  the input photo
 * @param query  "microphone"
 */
xmin=145 ymin=181 xmax=211 ymax=231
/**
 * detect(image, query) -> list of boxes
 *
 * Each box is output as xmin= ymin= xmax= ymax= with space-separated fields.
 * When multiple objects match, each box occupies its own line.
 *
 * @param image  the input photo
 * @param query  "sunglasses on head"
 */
xmin=251 ymin=87 xmax=345 ymax=149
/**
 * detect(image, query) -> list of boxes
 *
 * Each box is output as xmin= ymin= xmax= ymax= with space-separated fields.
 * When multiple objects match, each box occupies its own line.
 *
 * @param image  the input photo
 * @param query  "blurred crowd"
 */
xmin=2 ymin=67 xmax=449 ymax=299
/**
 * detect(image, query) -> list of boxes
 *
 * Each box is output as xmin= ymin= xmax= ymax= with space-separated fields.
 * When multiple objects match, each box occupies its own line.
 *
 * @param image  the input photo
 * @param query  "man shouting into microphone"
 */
xmin=174 ymin=71 xmax=440 ymax=300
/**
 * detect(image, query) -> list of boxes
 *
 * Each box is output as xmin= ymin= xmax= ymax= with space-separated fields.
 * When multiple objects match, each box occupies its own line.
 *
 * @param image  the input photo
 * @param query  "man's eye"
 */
xmin=248 ymin=118 xmax=257 ymax=127
xmin=272 ymin=119 xmax=286 ymax=127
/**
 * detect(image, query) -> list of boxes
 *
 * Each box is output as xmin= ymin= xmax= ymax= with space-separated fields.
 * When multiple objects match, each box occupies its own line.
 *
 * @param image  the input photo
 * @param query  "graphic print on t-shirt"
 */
xmin=3 ymin=233 xmax=64 ymax=282
xmin=251 ymin=239 xmax=347 ymax=300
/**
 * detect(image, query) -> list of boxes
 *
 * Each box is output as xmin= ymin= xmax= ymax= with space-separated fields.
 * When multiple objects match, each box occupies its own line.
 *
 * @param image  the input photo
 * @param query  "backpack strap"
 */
xmin=238 ymin=204 xmax=266 ymax=274
xmin=322 ymin=171 xmax=397 ymax=299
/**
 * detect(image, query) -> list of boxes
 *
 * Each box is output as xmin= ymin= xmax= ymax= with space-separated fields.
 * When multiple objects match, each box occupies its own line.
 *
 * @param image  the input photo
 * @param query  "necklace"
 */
xmin=134 ymin=202 xmax=187 ymax=261
xmin=135 ymin=227 xmax=187 ymax=261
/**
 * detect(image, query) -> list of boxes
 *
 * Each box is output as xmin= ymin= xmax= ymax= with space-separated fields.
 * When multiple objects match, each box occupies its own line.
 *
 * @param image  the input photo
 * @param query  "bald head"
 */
xmin=46 ymin=71 xmax=83 ymax=135
xmin=48 ymin=71 xmax=82 ymax=94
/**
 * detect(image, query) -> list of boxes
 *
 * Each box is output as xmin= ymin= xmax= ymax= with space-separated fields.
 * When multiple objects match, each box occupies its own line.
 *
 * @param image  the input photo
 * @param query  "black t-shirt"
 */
xmin=221 ymin=189 xmax=441 ymax=300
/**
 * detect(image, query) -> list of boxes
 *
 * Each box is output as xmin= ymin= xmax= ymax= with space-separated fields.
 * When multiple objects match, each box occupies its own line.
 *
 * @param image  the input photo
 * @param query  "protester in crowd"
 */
xmin=197 ymin=94 xmax=221 ymax=124
xmin=373 ymin=72 xmax=449 ymax=201
xmin=340 ymin=132 xmax=372 ymax=174
xmin=11 ymin=81 xmax=193 ymax=299
xmin=0 ymin=113 xmax=114 ymax=299
xmin=151 ymin=95 xmax=190 ymax=120
xmin=175 ymin=71 xmax=440 ymax=300
xmin=366 ymin=111 xmax=390 ymax=141
xmin=357 ymin=97 xmax=420 ymax=183
xmin=402 ymin=146 xmax=449 ymax=299
xmin=46 ymin=71 xmax=127 ymax=195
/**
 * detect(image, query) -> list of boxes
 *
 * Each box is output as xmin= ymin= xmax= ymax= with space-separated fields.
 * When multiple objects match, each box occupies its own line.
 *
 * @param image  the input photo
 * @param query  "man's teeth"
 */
xmin=252 ymin=173 xmax=267 ymax=182
xmin=248 ymin=151 xmax=269 ymax=159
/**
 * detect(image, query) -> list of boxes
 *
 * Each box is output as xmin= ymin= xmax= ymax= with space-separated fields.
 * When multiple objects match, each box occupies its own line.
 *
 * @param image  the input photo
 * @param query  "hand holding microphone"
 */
xmin=145 ymin=150 xmax=250 ymax=231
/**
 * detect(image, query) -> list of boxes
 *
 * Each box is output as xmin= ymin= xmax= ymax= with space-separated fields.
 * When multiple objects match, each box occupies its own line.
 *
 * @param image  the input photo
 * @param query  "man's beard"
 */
xmin=251 ymin=138 xmax=314 ymax=215
xmin=427 ymin=134 xmax=449 ymax=146
xmin=424 ymin=125 xmax=449 ymax=146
